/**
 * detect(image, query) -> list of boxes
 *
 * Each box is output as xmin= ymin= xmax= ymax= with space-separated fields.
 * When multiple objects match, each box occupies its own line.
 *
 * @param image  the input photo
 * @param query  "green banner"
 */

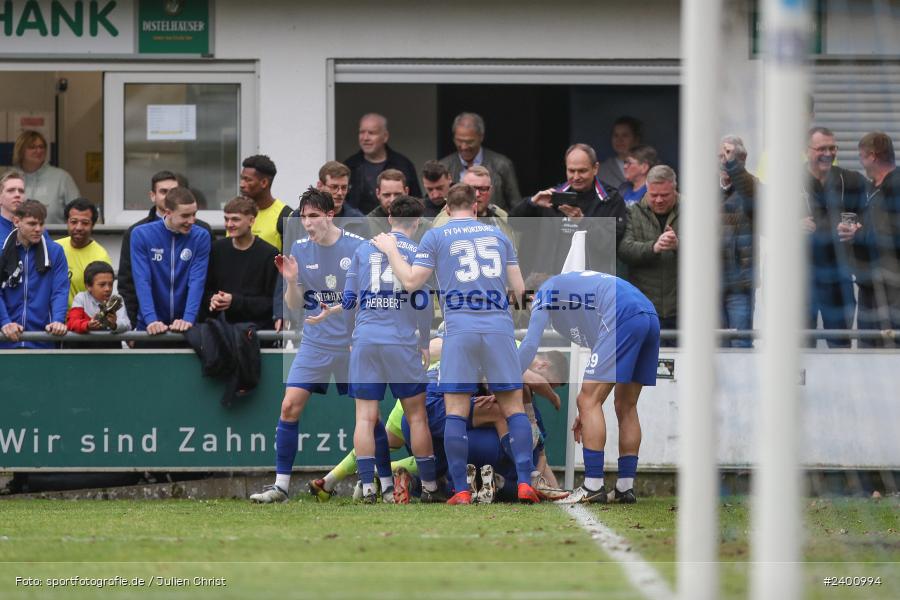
xmin=138 ymin=0 xmax=210 ymax=55
xmin=0 ymin=352 xmax=569 ymax=470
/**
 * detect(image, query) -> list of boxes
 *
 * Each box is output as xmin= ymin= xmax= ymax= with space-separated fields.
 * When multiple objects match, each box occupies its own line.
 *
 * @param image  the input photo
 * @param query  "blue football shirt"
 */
xmin=413 ymin=217 xmax=517 ymax=336
xmin=290 ymin=229 xmax=365 ymax=350
xmin=518 ymin=270 xmax=657 ymax=371
xmin=344 ymin=232 xmax=431 ymax=348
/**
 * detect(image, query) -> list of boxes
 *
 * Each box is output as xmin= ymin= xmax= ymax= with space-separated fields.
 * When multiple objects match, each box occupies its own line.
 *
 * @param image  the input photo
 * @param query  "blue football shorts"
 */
xmin=348 ymin=342 xmax=428 ymax=401
xmin=583 ymin=312 xmax=660 ymax=386
xmin=437 ymin=331 xmax=522 ymax=393
xmin=286 ymin=342 xmax=350 ymax=395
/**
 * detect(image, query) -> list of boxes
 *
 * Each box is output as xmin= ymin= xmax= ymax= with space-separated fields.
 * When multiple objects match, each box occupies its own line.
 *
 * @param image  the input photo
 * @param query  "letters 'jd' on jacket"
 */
xmin=129 ymin=219 xmax=211 ymax=330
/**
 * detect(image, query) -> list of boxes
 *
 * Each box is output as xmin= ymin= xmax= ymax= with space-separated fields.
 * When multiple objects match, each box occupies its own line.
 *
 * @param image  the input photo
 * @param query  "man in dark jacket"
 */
xmin=510 ymin=143 xmax=626 ymax=278
xmin=618 ymin=165 xmax=680 ymax=345
xmin=439 ymin=112 xmax=521 ymax=211
xmin=118 ymin=171 xmax=213 ymax=326
xmin=803 ymin=127 xmax=867 ymax=347
xmin=842 ymin=131 xmax=900 ymax=347
xmin=720 ymin=135 xmax=758 ymax=348
xmin=343 ymin=113 xmax=421 ymax=214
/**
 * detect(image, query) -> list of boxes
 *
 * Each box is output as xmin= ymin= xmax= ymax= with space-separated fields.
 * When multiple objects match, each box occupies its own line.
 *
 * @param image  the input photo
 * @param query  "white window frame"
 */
xmin=104 ymin=70 xmax=257 ymax=226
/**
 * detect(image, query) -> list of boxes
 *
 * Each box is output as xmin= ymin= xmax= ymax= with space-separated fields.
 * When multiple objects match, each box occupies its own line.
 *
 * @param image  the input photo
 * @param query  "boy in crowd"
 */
xmin=66 ymin=261 xmax=130 ymax=333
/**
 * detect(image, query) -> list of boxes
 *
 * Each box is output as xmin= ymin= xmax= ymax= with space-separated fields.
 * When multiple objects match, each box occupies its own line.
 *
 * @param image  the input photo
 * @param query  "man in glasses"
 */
xmin=315 ymin=161 xmax=369 ymax=239
xmin=432 ymin=166 xmax=516 ymax=245
xmin=803 ymin=127 xmax=867 ymax=347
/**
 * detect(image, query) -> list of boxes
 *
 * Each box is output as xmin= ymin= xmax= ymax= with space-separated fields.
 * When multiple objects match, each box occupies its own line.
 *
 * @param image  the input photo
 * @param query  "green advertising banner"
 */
xmin=138 ymin=0 xmax=210 ymax=55
xmin=0 ymin=351 xmax=569 ymax=470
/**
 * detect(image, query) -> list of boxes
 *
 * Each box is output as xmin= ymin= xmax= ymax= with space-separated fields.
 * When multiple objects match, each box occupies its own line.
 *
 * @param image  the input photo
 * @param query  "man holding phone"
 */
xmin=510 ymin=143 xmax=627 ymax=276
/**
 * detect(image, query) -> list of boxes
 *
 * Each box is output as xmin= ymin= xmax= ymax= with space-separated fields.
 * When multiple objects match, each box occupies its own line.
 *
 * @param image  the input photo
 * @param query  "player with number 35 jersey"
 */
xmin=372 ymin=183 xmax=545 ymax=505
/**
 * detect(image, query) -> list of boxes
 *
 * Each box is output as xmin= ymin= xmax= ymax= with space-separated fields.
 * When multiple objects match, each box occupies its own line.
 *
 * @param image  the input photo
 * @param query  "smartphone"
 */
xmin=550 ymin=191 xmax=578 ymax=207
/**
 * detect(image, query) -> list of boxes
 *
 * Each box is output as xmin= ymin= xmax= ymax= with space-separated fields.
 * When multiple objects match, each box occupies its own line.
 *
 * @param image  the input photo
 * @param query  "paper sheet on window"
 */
xmin=147 ymin=105 xmax=196 ymax=141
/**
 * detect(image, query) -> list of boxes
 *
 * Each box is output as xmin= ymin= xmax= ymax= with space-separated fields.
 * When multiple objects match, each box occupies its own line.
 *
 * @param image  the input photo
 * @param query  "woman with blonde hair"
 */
xmin=12 ymin=130 xmax=80 ymax=224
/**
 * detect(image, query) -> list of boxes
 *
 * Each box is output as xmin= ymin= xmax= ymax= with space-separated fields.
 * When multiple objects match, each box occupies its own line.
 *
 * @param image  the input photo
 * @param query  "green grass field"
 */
xmin=0 ymin=496 xmax=897 ymax=599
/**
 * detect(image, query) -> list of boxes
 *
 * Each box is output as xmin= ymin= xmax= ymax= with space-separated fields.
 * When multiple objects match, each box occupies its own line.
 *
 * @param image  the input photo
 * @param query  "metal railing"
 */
xmin=1 ymin=328 xmax=896 ymax=345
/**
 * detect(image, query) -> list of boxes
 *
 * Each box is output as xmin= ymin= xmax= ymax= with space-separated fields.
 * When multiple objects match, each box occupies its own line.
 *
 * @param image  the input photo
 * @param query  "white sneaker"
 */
xmin=477 ymin=465 xmax=495 ymax=504
xmin=249 ymin=484 xmax=288 ymax=503
xmin=555 ymin=485 xmax=606 ymax=505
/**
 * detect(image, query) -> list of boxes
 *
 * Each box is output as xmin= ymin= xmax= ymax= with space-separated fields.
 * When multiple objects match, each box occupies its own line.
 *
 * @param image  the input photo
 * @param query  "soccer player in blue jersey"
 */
xmin=518 ymin=270 xmax=660 ymax=504
xmin=250 ymin=187 xmax=368 ymax=503
xmin=373 ymin=183 xmax=543 ymax=504
xmin=310 ymin=195 xmax=438 ymax=504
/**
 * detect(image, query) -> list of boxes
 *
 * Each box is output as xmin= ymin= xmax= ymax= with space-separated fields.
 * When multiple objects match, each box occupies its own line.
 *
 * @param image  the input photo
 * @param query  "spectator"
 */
xmin=0 ymin=200 xmax=68 ymax=348
xmin=420 ymin=160 xmax=452 ymax=218
xmin=118 ymin=171 xmax=213 ymax=327
xmin=598 ymin=116 xmax=643 ymax=190
xmin=510 ymin=143 xmax=627 ymax=277
xmin=56 ymin=198 xmax=112 ymax=307
xmin=66 ymin=261 xmax=131 ymax=334
xmin=130 ymin=187 xmax=210 ymax=335
xmin=203 ymin=197 xmax=280 ymax=331
xmin=239 ymin=155 xmax=292 ymax=252
xmin=316 ymin=161 xmax=369 ymax=238
xmin=618 ymin=165 xmax=680 ymax=345
xmin=10 ymin=130 xmax=80 ymax=224
xmin=803 ymin=127 xmax=867 ymax=348
xmin=366 ymin=169 xmax=429 ymax=241
xmin=719 ymin=135 xmax=758 ymax=348
xmin=0 ymin=170 xmax=26 ymax=243
xmin=439 ymin=112 xmax=521 ymax=211
xmin=343 ymin=113 xmax=421 ymax=214
xmin=620 ymin=145 xmax=658 ymax=206
xmin=433 ymin=166 xmax=516 ymax=244
xmin=844 ymin=131 xmax=900 ymax=346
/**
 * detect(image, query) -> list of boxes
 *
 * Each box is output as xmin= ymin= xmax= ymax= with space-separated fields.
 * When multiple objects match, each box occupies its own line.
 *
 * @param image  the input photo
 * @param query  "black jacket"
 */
xmin=509 ymin=178 xmax=627 ymax=276
xmin=184 ymin=313 xmax=261 ymax=407
xmin=343 ymin=145 xmax=422 ymax=214
xmin=118 ymin=207 xmax=214 ymax=327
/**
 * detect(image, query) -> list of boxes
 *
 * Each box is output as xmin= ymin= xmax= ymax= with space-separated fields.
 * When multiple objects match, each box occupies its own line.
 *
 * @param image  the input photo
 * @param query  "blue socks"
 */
xmin=357 ymin=455 xmax=376 ymax=485
xmin=444 ymin=415 xmax=469 ymax=492
xmin=415 ymin=455 xmax=437 ymax=486
xmin=499 ymin=433 xmax=513 ymax=462
xmin=275 ymin=419 xmax=299 ymax=475
xmin=618 ymin=455 xmax=638 ymax=479
xmin=373 ymin=421 xmax=392 ymax=480
xmin=583 ymin=447 xmax=605 ymax=490
xmin=506 ymin=412 xmax=534 ymax=485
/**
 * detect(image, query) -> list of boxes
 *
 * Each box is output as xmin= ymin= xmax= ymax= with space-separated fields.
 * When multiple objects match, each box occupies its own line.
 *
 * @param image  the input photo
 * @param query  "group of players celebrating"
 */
xmin=250 ymin=182 xmax=660 ymax=505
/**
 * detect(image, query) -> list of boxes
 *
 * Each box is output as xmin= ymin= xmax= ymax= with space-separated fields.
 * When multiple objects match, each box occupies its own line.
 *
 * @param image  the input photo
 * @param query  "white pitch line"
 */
xmin=560 ymin=504 xmax=675 ymax=600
